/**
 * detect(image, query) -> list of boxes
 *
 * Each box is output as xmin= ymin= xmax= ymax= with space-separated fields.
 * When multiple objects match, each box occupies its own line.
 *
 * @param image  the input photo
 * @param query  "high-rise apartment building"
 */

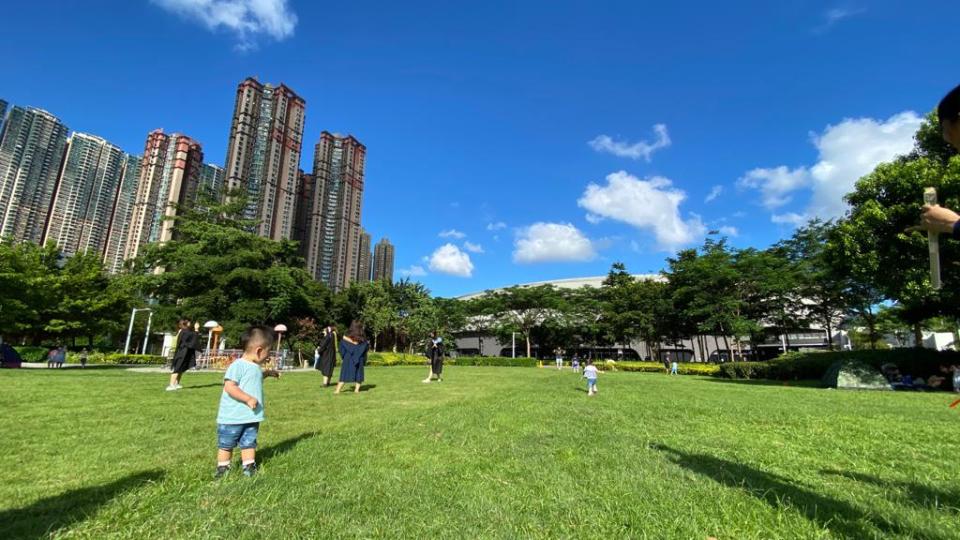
xmin=43 ymin=133 xmax=125 ymax=258
xmin=305 ymin=132 xmax=366 ymax=292
xmin=103 ymin=154 xmax=142 ymax=273
xmin=198 ymin=163 xmax=225 ymax=202
xmin=356 ymin=229 xmax=372 ymax=283
xmin=0 ymin=99 xmax=7 ymax=136
xmin=0 ymin=107 xmax=69 ymax=244
xmin=292 ymin=170 xmax=314 ymax=252
xmin=223 ymin=77 xmax=305 ymax=240
xmin=373 ymin=237 xmax=395 ymax=283
xmin=125 ymin=129 xmax=203 ymax=260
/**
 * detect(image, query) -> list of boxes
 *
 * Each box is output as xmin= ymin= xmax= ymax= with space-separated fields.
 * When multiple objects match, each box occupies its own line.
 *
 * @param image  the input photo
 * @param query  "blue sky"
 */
xmin=1 ymin=1 xmax=958 ymax=297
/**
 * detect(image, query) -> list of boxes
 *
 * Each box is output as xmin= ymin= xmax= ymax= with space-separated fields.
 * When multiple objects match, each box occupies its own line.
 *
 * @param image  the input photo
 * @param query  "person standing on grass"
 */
xmin=80 ymin=348 xmax=88 ymax=369
xmin=671 ymin=361 xmax=678 ymax=375
xmin=335 ymin=321 xmax=369 ymax=394
xmin=53 ymin=346 xmax=66 ymax=368
xmin=168 ymin=319 xmax=200 ymax=391
xmin=423 ymin=331 xmax=445 ymax=383
xmin=554 ymin=348 xmax=564 ymax=370
xmin=215 ymin=325 xmax=280 ymax=479
xmin=316 ymin=324 xmax=337 ymax=387
xmin=583 ymin=359 xmax=600 ymax=396
xmin=46 ymin=347 xmax=55 ymax=368
xmin=572 ymin=354 xmax=581 ymax=373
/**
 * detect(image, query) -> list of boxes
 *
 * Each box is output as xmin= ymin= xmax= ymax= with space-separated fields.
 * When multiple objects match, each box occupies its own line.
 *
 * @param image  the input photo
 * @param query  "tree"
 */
xmin=780 ymin=220 xmax=848 ymax=350
xmin=837 ymin=114 xmax=960 ymax=343
xmin=127 ymin=197 xmax=331 ymax=340
xmin=491 ymin=285 xmax=560 ymax=358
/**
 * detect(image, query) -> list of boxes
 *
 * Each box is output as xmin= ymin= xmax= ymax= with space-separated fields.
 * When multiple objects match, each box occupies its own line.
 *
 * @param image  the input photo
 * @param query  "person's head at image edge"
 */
xmin=938 ymin=83 xmax=960 ymax=151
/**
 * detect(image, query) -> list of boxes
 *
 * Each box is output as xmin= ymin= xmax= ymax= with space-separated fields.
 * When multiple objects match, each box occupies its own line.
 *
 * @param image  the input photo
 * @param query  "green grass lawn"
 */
xmin=2 ymin=366 xmax=959 ymax=539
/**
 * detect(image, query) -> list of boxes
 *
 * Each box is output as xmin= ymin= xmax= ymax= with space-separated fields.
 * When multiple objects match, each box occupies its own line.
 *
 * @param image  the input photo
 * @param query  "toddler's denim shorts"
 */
xmin=217 ymin=422 xmax=259 ymax=450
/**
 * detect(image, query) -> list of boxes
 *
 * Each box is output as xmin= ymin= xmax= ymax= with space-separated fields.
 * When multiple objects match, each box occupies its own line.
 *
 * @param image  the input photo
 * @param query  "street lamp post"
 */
xmin=124 ymin=308 xmax=152 ymax=355
xmin=274 ymin=324 xmax=288 ymax=369
xmin=141 ymin=310 xmax=153 ymax=355
xmin=203 ymin=320 xmax=219 ymax=360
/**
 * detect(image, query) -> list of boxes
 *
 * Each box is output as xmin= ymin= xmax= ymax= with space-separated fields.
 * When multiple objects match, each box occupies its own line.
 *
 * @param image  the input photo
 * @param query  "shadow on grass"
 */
xmin=259 ymin=432 xmax=318 ymax=465
xmin=703 ymin=378 xmax=822 ymax=389
xmin=0 ymin=469 xmax=163 ymax=539
xmin=652 ymin=444 xmax=936 ymax=540
xmin=181 ymin=383 xmax=222 ymax=390
xmin=821 ymin=470 xmax=960 ymax=513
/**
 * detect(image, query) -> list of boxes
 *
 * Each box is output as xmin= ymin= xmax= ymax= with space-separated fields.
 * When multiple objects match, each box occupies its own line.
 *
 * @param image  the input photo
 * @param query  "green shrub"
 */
xmin=449 ymin=356 xmax=538 ymax=367
xmin=716 ymin=349 xmax=960 ymax=381
xmin=87 ymin=352 xmax=167 ymax=365
xmin=366 ymin=352 xmax=538 ymax=367
xmin=608 ymin=361 xmax=721 ymax=376
xmin=14 ymin=346 xmax=48 ymax=362
xmin=717 ymin=362 xmax=772 ymax=380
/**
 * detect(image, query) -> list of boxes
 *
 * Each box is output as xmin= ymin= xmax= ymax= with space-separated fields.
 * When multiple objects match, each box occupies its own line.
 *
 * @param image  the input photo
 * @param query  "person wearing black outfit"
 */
xmin=315 ymin=325 xmax=337 ymax=386
xmin=167 ymin=319 xmax=200 ymax=391
xmin=422 ymin=331 xmax=445 ymax=383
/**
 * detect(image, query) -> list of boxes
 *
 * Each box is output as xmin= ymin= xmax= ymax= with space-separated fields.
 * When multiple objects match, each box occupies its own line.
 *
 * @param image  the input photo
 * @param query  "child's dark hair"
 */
xmin=587 ymin=359 xmax=594 ymax=365
xmin=240 ymin=325 xmax=275 ymax=352
xmin=938 ymin=84 xmax=960 ymax=126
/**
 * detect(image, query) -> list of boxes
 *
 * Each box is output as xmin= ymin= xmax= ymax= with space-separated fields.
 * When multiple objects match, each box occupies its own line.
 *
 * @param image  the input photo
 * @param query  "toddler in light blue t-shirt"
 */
xmin=214 ymin=326 xmax=280 ymax=479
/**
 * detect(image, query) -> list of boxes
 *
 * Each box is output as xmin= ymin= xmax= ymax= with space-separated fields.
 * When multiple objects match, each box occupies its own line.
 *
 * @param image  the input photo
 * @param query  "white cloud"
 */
xmin=486 ymin=221 xmax=507 ymax=231
xmin=705 ymin=185 xmax=724 ymax=203
xmin=718 ymin=226 xmax=739 ymax=237
xmin=737 ymin=166 xmax=810 ymax=210
xmin=738 ymin=112 xmax=921 ymax=222
xmin=585 ymin=213 xmax=604 ymax=224
xmin=462 ymin=241 xmax=484 ymax=254
xmin=513 ymin=223 xmax=596 ymax=264
xmin=151 ymin=0 xmax=297 ymax=49
xmin=588 ymin=124 xmax=671 ymax=161
xmin=771 ymin=213 xmax=809 ymax=226
xmin=816 ymin=7 xmax=866 ymax=32
xmin=577 ymin=171 xmax=706 ymax=250
xmin=438 ymin=229 xmax=466 ymax=239
xmin=428 ymin=244 xmax=474 ymax=277
xmin=398 ymin=265 xmax=427 ymax=278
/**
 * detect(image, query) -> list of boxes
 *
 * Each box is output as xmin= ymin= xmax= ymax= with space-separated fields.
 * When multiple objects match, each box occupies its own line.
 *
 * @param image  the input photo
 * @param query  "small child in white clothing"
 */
xmin=583 ymin=360 xmax=600 ymax=396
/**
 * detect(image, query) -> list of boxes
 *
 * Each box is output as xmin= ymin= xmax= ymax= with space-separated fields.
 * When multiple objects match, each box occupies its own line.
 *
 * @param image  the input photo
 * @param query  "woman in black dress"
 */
xmin=422 ymin=331 xmax=444 ymax=383
xmin=315 ymin=324 xmax=337 ymax=386
xmin=335 ymin=321 xmax=369 ymax=394
xmin=167 ymin=319 xmax=199 ymax=391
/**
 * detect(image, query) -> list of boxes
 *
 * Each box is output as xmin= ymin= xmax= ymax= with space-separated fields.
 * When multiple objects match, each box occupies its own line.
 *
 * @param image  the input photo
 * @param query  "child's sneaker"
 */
xmin=242 ymin=463 xmax=258 ymax=477
xmin=214 ymin=465 xmax=230 ymax=479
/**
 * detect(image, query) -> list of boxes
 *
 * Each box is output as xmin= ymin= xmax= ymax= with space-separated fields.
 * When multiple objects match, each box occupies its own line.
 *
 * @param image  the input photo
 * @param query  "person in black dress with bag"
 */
xmin=315 ymin=324 xmax=337 ymax=386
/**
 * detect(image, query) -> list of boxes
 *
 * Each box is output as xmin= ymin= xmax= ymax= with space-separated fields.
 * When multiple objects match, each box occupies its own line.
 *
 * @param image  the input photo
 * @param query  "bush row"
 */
xmin=716 ymin=349 xmax=960 ymax=380
xmin=366 ymin=352 xmax=538 ymax=367
xmin=611 ymin=361 xmax=721 ymax=376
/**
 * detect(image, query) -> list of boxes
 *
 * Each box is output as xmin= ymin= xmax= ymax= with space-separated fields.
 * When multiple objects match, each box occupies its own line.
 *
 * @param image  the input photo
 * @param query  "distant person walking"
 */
xmin=671 ymin=361 xmax=678 ymax=375
xmin=168 ymin=318 xmax=200 ymax=391
xmin=423 ymin=331 xmax=445 ymax=383
xmin=335 ymin=321 xmax=369 ymax=394
xmin=315 ymin=325 xmax=337 ymax=387
xmin=80 ymin=348 xmax=88 ymax=369
xmin=572 ymin=354 xmax=581 ymax=373
xmin=46 ymin=347 xmax=56 ymax=368
xmin=554 ymin=348 xmax=564 ymax=370
xmin=583 ymin=360 xmax=600 ymax=396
